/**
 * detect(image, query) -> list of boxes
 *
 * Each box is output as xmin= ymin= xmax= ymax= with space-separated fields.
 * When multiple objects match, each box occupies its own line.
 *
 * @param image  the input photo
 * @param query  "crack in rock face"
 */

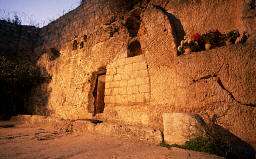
xmin=192 ymin=73 xmax=256 ymax=108
xmin=193 ymin=74 xmax=256 ymax=107
xmin=216 ymin=78 xmax=256 ymax=108
xmin=189 ymin=63 xmax=256 ymax=108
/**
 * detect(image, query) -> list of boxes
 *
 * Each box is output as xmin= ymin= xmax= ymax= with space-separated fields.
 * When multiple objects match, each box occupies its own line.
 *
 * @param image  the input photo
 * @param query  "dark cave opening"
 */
xmin=127 ymin=39 xmax=142 ymax=57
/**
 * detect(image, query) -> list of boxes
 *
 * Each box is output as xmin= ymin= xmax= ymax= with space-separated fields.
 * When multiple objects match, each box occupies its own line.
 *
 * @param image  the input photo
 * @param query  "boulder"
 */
xmin=163 ymin=113 xmax=204 ymax=145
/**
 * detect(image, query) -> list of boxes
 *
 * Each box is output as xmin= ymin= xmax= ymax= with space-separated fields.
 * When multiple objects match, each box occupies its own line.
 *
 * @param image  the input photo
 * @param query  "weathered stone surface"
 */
xmin=163 ymin=113 xmax=204 ymax=145
xmin=0 ymin=125 xmax=224 ymax=159
xmin=105 ymin=55 xmax=150 ymax=105
xmin=164 ymin=0 xmax=246 ymax=35
xmin=94 ymin=122 xmax=162 ymax=144
xmin=114 ymin=106 xmax=150 ymax=126
xmin=10 ymin=115 xmax=162 ymax=144
xmin=1 ymin=0 xmax=256 ymax=150
xmin=72 ymin=120 xmax=95 ymax=133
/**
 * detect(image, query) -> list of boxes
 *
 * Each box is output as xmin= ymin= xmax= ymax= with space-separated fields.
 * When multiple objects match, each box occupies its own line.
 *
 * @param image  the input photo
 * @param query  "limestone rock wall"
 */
xmin=29 ymin=0 xmax=256 ymax=148
xmin=136 ymin=0 xmax=256 ymax=147
xmin=32 ymin=0 xmax=132 ymax=118
xmin=163 ymin=0 xmax=248 ymax=34
xmin=38 ymin=0 xmax=130 ymax=52
xmin=36 ymin=35 xmax=128 ymax=119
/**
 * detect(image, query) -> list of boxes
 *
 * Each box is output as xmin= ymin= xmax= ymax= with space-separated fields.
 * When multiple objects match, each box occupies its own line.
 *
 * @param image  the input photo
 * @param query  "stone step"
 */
xmin=73 ymin=120 xmax=162 ymax=144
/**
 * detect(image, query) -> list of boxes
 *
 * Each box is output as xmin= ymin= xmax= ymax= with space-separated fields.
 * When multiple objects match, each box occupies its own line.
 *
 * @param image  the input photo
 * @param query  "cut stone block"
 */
xmin=163 ymin=113 xmax=204 ymax=145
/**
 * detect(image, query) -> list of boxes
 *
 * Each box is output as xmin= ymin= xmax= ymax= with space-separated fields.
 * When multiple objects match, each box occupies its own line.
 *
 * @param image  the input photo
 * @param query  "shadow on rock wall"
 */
xmin=0 ymin=20 xmax=53 ymax=120
xmin=154 ymin=5 xmax=185 ymax=52
xmin=0 ymin=57 xmax=51 ymax=120
xmin=194 ymin=115 xmax=256 ymax=159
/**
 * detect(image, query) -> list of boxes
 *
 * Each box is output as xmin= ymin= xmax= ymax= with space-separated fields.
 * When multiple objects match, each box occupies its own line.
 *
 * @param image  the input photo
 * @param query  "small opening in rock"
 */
xmin=72 ymin=40 xmax=78 ymax=50
xmin=83 ymin=35 xmax=87 ymax=41
xmin=250 ymin=0 xmax=256 ymax=9
xmin=80 ymin=41 xmax=84 ymax=49
xmin=49 ymin=48 xmax=60 ymax=60
xmin=125 ymin=15 xmax=141 ymax=37
xmin=127 ymin=39 xmax=142 ymax=57
xmin=109 ymin=26 xmax=119 ymax=37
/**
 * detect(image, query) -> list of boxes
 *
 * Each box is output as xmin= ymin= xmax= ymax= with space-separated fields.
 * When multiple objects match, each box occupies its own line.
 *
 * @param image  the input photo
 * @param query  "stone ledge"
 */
xmin=10 ymin=115 xmax=162 ymax=145
xmin=109 ymin=123 xmax=162 ymax=144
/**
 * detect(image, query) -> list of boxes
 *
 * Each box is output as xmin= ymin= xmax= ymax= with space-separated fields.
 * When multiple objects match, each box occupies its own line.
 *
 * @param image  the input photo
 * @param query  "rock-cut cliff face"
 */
xmin=28 ymin=0 xmax=256 ymax=148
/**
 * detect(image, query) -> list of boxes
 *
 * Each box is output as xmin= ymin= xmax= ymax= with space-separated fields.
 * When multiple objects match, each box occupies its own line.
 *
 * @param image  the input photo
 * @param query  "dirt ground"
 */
xmin=0 ymin=122 xmax=223 ymax=159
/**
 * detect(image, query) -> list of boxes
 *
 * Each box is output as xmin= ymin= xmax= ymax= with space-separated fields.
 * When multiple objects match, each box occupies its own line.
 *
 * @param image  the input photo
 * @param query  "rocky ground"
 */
xmin=0 ymin=121 xmax=223 ymax=159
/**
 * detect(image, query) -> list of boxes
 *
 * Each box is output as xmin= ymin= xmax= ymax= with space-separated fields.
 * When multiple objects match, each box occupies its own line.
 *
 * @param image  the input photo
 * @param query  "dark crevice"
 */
xmin=72 ymin=119 xmax=103 ymax=125
xmin=216 ymin=78 xmax=256 ymax=108
xmin=83 ymin=35 xmax=87 ymax=41
xmin=48 ymin=48 xmax=61 ymax=60
xmin=79 ymin=41 xmax=84 ymax=49
xmin=124 ymin=0 xmax=150 ymax=38
xmin=191 ymin=64 xmax=255 ymax=108
xmin=160 ymin=130 xmax=165 ymax=144
xmin=249 ymin=0 xmax=256 ymax=9
xmin=192 ymin=64 xmax=224 ymax=83
xmin=125 ymin=14 xmax=141 ymax=37
xmin=86 ymin=119 xmax=103 ymax=125
xmin=126 ymin=0 xmax=145 ymax=11
xmin=72 ymin=40 xmax=78 ymax=50
xmin=192 ymin=74 xmax=217 ymax=83
xmin=192 ymin=75 xmax=256 ymax=108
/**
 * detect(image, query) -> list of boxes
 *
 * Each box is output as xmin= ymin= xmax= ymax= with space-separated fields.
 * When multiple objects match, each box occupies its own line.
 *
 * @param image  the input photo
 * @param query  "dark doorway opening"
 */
xmin=127 ymin=39 xmax=142 ymax=57
xmin=125 ymin=15 xmax=141 ymax=37
xmin=92 ymin=69 xmax=106 ymax=116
